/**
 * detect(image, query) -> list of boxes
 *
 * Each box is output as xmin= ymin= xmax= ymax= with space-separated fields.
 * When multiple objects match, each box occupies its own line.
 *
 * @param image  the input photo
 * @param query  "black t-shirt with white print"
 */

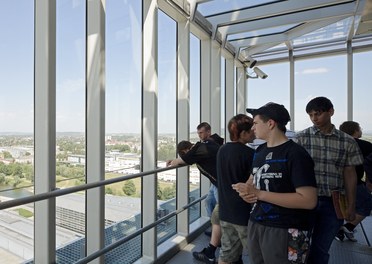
xmin=249 ymin=140 xmax=317 ymax=230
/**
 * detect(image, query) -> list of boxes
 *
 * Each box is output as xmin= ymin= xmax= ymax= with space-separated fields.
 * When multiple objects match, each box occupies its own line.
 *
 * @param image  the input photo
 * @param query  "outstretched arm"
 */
xmin=166 ymin=158 xmax=186 ymax=167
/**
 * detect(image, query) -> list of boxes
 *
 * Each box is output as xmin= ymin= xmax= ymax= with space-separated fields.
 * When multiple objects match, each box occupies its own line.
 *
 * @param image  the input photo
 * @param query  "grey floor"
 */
xmin=167 ymin=216 xmax=372 ymax=264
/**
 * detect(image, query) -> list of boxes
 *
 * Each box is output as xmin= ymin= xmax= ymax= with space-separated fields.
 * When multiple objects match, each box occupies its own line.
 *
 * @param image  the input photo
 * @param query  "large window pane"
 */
xmin=189 ymin=33 xmax=201 ymax=223
xmin=55 ymin=0 xmax=86 ymax=261
xmin=0 ymin=1 xmax=34 ymax=262
xmin=295 ymin=55 xmax=347 ymax=131
xmin=105 ymin=0 xmax=142 ymax=262
xmin=247 ymin=62 xmax=290 ymax=119
xmin=157 ymin=10 xmax=177 ymax=244
xmin=354 ymin=51 xmax=372 ymax=141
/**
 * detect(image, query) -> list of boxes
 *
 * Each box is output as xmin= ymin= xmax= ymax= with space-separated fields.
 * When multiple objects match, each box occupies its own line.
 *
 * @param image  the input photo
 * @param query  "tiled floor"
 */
xmin=167 ymin=216 xmax=372 ymax=264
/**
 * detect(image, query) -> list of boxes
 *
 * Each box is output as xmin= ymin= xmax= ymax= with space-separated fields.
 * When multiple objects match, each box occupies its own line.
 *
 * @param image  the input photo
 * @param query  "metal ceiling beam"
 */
xmin=232 ymin=16 xmax=348 ymax=50
xmin=207 ymin=0 xmax=352 ymax=26
xmin=240 ymin=17 xmax=349 ymax=58
xmin=207 ymin=0 xmax=354 ymax=42
xmin=219 ymin=2 xmax=356 ymax=37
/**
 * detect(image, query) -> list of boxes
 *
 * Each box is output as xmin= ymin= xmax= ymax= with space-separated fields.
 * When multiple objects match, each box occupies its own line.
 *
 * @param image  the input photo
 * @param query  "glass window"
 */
xmin=189 ymin=33 xmax=201 ymax=223
xmin=56 ymin=0 xmax=86 ymax=261
xmin=353 ymin=50 xmax=372 ymax=141
xmin=0 ymin=1 xmax=35 ymax=262
xmin=157 ymin=10 xmax=177 ymax=244
xmin=295 ymin=55 xmax=347 ymax=131
xmin=105 ymin=1 xmax=142 ymax=262
xmin=247 ymin=62 xmax=290 ymax=121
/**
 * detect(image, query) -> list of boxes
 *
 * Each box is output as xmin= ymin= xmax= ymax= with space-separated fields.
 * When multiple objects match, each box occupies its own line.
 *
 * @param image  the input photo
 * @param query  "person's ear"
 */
xmin=267 ymin=119 xmax=276 ymax=130
xmin=329 ymin=108 xmax=334 ymax=116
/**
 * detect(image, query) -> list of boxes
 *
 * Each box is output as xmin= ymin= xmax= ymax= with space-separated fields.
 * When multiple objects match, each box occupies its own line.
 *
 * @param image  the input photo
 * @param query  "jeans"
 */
xmin=204 ymin=185 xmax=218 ymax=217
xmin=307 ymin=197 xmax=343 ymax=264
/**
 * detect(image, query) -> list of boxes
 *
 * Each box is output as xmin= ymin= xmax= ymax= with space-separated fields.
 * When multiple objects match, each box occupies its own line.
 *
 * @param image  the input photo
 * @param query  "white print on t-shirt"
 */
xmin=265 ymin=152 xmax=273 ymax=160
xmin=264 ymin=179 xmax=270 ymax=191
xmin=252 ymin=164 xmax=270 ymax=189
xmin=253 ymin=164 xmax=283 ymax=192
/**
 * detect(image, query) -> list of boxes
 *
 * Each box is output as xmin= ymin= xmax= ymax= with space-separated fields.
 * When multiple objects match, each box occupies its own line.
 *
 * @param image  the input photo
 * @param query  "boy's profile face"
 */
xmin=307 ymin=109 xmax=333 ymax=128
xmin=197 ymin=127 xmax=211 ymax=141
xmin=252 ymin=115 xmax=270 ymax=140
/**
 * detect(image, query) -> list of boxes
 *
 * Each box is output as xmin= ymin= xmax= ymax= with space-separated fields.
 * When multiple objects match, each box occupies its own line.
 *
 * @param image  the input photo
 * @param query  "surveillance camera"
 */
xmin=253 ymin=67 xmax=268 ymax=79
xmin=246 ymin=59 xmax=257 ymax=68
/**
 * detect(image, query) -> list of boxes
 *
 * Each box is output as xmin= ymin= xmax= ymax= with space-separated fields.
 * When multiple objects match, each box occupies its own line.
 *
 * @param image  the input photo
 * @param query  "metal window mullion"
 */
xmin=176 ymin=19 xmax=190 ymax=236
xmin=289 ymin=50 xmax=295 ymax=131
xmin=86 ymin=1 xmax=105 ymax=263
xmin=142 ymin=0 xmax=158 ymax=261
xmin=34 ymin=1 xmax=56 ymax=263
xmin=225 ymin=57 xmax=234 ymax=142
xmin=236 ymin=64 xmax=246 ymax=114
xmin=347 ymin=41 xmax=353 ymax=120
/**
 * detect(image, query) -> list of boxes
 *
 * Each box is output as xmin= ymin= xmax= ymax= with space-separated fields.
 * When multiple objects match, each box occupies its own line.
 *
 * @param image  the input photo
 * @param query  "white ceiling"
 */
xmin=169 ymin=0 xmax=372 ymax=64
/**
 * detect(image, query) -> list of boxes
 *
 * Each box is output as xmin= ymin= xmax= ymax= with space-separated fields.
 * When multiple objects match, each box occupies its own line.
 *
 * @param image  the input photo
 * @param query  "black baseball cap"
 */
xmin=246 ymin=102 xmax=291 ymax=125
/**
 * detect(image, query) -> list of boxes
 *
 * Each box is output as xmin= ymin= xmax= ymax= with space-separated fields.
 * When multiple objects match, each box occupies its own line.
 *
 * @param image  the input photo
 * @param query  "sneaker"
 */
xmin=335 ymin=231 xmax=344 ymax=242
xmin=192 ymin=248 xmax=215 ymax=264
xmin=341 ymin=226 xmax=357 ymax=242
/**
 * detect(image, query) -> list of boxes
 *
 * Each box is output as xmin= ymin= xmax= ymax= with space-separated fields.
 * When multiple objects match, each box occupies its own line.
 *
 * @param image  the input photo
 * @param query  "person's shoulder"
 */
xmin=295 ymin=127 xmax=312 ymax=136
xmin=337 ymin=129 xmax=359 ymax=144
xmin=209 ymin=133 xmax=224 ymax=146
xmin=255 ymin=142 xmax=267 ymax=152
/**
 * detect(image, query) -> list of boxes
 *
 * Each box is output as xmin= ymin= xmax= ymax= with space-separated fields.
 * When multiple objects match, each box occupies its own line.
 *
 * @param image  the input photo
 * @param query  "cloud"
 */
xmin=298 ymin=68 xmax=329 ymax=75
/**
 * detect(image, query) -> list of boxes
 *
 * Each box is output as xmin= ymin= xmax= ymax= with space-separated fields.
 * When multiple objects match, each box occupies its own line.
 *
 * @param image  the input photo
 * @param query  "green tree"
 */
xmin=158 ymin=144 xmax=176 ymax=161
xmin=157 ymin=184 xmax=162 ymax=199
xmin=161 ymin=185 xmax=176 ymax=200
xmin=12 ymin=176 xmax=21 ymax=187
xmin=2 ymin=151 xmax=13 ymax=159
xmin=105 ymin=187 xmax=113 ymax=195
xmin=122 ymin=180 xmax=136 ymax=196
xmin=0 ymin=173 xmax=5 ymax=185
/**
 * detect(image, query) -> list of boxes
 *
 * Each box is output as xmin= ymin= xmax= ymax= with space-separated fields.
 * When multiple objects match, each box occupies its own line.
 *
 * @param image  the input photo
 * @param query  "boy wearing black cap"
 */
xmin=233 ymin=102 xmax=317 ymax=264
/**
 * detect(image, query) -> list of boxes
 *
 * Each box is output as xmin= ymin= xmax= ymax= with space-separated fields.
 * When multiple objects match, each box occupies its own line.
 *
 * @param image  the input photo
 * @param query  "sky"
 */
xmin=1 ymin=0 xmax=372 ymax=135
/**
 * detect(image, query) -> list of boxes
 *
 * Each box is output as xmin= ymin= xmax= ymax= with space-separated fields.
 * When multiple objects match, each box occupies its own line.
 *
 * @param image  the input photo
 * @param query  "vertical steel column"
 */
xmin=347 ymin=41 xmax=353 ymax=120
xmin=236 ymin=64 xmax=246 ymax=114
xmin=34 ymin=0 xmax=56 ymax=262
xmin=142 ymin=0 xmax=158 ymax=261
xmin=225 ymin=57 xmax=234 ymax=142
xmin=289 ymin=50 xmax=295 ymax=131
xmin=86 ymin=0 xmax=105 ymax=263
xmin=177 ymin=19 xmax=190 ymax=236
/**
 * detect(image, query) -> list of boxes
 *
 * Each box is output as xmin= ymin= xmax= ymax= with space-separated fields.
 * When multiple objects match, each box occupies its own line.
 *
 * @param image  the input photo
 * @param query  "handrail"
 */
xmin=0 ymin=164 xmax=187 ymax=210
xmin=75 ymin=193 xmax=208 ymax=264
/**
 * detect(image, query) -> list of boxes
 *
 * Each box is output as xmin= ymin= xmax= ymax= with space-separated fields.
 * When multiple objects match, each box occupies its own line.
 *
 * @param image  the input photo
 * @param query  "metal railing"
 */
xmin=0 ymin=164 xmax=207 ymax=263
